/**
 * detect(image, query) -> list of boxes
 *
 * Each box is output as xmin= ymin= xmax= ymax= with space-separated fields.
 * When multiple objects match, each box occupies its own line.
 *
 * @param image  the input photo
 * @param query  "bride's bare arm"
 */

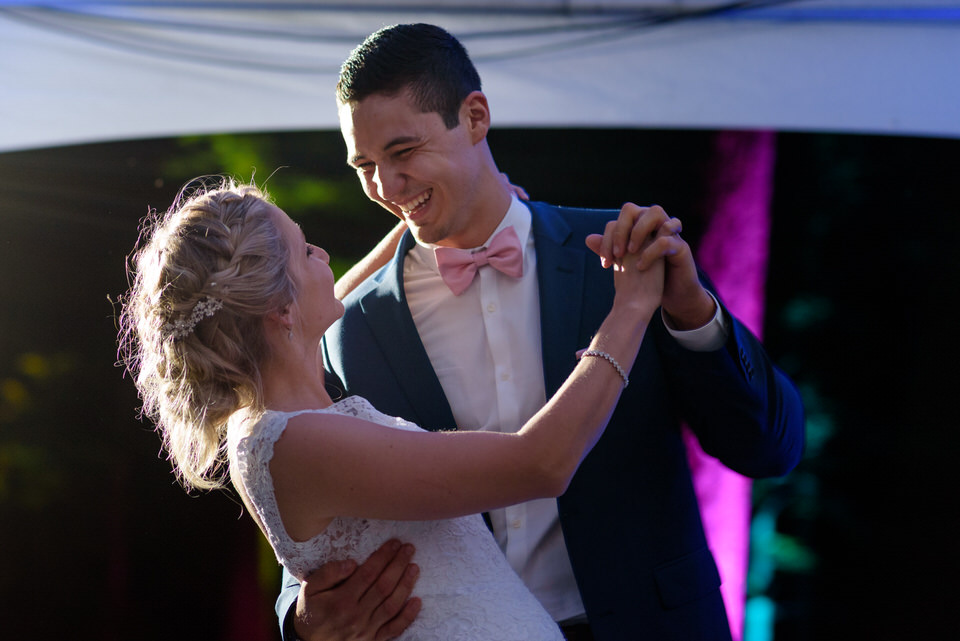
xmin=271 ymin=228 xmax=664 ymax=535
xmin=334 ymin=220 xmax=407 ymax=300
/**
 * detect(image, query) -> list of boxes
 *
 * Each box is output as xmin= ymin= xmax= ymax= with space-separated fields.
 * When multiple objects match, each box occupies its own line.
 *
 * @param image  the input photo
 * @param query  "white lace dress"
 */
xmin=232 ymin=396 xmax=563 ymax=641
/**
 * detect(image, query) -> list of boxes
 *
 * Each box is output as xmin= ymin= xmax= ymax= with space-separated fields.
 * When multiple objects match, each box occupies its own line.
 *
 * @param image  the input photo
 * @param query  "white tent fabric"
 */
xmin=2 ymin=0 xmax=959 ymax=154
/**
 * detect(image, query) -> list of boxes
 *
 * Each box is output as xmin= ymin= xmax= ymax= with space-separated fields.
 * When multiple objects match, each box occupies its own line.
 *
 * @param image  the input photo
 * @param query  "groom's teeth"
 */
xmin=400 ymin=191 xmax=430 ymax=213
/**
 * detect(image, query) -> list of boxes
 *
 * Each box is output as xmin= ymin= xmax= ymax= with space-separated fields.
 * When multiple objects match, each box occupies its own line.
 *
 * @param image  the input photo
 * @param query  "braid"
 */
xmin=119 ymin=178 xmax=294 ymax=491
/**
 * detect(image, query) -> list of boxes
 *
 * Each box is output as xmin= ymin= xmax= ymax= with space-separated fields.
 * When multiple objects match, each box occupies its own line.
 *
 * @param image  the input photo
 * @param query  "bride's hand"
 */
xmin=586 ymin=203 xmax=668 ymax=321
xmin=499 ymin=172 xmax=529 ymax=201
xmin=587 ymin=203 xmax=715 ymax=330
xmin=612 ymin=237 xmax=665 ymax=323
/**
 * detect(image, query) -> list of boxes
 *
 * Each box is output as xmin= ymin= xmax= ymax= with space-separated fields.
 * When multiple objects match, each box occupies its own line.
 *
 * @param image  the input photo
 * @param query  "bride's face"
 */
xmin=271 ymin=206 xmax=344 ymax=337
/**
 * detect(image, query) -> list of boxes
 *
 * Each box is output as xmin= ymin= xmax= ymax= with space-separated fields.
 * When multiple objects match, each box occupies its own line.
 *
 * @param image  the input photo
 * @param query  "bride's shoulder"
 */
xmin=232 ymin=397 xmax=419 ymax=443
xmin=232 ymin=398 xmax=363 ymax=434
xmin=227 ymin=408 xmax=280 ymax=451
xmin=326 ymin=395 xmax=377 ymax=417
xmin=329 ymin=396 xmax=423 ymax=432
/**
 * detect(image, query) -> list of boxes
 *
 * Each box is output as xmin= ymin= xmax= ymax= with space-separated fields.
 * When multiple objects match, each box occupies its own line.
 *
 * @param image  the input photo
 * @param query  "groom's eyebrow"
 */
xmin=383 ymin=135 xmax=420 ymax=151
xmin=347 ymin=135 xmax=421 ymax=166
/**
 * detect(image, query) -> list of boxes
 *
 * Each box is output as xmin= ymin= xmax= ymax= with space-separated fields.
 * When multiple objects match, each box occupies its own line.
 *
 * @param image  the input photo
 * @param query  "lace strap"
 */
xmin=233 ymin=411 xmax=291 ymax=557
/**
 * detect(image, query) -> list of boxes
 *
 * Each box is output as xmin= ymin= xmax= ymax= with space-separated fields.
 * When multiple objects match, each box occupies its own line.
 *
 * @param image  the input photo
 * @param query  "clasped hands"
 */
xmin=586 ymin=203 xmax=716 ymax=331
xmin=291 ymin=204 xmax=715 ymax=641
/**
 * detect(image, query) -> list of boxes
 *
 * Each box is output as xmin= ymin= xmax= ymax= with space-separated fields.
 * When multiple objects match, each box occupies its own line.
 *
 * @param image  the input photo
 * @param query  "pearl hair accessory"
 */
xmin=165 ymin=296 xmax=223 ymax=340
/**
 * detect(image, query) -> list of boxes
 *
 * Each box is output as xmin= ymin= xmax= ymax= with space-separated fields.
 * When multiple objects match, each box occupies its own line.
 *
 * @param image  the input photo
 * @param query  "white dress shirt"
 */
xmin=403 ymin=197 xmax=727 ymax=622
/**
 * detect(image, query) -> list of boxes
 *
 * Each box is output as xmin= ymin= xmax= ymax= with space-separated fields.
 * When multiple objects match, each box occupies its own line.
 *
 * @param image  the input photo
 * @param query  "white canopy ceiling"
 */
xmin=2 ymin=0 xmax=959 ymax=153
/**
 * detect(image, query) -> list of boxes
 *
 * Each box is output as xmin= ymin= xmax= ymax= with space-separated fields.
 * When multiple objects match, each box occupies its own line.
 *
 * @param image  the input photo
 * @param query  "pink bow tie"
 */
xmin=435 ymin=226 xmax=524 ymax=296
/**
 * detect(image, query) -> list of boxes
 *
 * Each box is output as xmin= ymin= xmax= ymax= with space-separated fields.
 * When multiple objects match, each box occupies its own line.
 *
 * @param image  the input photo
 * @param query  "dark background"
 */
xmin=1 ymin=128 xmax=957 ymax=639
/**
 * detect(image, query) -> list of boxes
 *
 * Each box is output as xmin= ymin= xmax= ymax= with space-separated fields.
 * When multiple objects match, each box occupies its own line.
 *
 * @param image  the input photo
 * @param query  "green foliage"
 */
xmin=0 ymin=351 xmax=78 ymax=510
xmin=781 ymin=295 xmax=833 ymax=331
xmin=161 ymin=132 xmax=394 ymax=269
xmin=0 ymin=441 xmax=62 ymax=510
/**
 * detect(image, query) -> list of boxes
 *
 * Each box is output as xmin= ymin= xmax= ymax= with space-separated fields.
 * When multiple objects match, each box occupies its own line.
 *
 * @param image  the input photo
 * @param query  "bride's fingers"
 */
xmin=585 ymin=234 xmax=603 ymax=259
xmin=613 ymin=203 xmax=647 ymax=257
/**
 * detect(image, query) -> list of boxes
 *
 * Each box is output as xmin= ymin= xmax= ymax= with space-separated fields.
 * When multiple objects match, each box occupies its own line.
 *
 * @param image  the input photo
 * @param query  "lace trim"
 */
xmin=233 ymin=396 xmax=563 ymax=641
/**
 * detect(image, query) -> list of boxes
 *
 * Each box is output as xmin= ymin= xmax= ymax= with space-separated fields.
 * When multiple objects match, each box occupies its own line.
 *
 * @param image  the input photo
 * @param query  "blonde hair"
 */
xmin=119 ymin=178 xmax=295 ymax=491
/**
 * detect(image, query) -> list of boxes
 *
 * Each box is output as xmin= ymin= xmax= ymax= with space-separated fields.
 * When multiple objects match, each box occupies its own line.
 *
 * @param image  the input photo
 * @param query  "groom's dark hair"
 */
xmin=336 ymin=23 xmax=482 ymax=130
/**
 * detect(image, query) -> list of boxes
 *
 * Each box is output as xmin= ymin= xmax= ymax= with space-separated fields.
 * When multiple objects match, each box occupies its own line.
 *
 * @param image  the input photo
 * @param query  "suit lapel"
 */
xmin=357 ymin=232 xmax=456 ymax=431
xmin=528 ymin=202 xmax=587 ymax=397
xmin=353 ymin=206 xmax=587 ymax=427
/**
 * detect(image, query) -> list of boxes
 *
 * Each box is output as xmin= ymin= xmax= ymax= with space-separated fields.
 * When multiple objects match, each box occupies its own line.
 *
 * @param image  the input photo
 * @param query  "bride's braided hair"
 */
xmin=119 ymin=178 xmax=296 ymax=490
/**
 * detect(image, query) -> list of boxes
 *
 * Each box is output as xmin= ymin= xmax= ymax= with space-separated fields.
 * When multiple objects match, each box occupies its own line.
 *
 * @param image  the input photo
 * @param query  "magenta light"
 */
xmin=688 ymin=130 xmax=776 ymax=641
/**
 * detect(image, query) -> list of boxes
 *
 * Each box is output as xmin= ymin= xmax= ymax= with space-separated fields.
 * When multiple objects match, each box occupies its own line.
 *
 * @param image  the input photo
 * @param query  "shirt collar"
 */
xmin=409 ymin=195 xmax=532 ymax=269
xmin=492 ymin=195 xmax=532 ymax=251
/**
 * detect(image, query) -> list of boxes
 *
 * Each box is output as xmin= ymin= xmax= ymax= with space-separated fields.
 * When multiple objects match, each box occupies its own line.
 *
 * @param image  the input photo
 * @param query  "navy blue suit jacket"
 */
xmin=278 ymin=201 xmax=804 ymax=640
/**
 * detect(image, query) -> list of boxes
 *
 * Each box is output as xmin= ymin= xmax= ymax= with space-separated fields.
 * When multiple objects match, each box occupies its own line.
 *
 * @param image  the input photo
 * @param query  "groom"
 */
xmin=278 ymin=23 xmax=804 ymax=641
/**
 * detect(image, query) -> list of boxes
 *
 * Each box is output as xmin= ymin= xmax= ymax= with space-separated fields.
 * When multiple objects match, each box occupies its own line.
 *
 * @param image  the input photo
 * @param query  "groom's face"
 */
xmin=339 ymin=89 xmax=485 ymax=249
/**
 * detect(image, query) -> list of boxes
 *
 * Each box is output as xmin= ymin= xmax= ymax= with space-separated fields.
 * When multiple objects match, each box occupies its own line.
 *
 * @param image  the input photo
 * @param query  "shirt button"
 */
xmin=511 ymin=519 xmax=522 ymax=529
xmin=500 ymin=372 xmax=510 ymax=382
xmin=487 ymin=302 xmax=497 ymax=313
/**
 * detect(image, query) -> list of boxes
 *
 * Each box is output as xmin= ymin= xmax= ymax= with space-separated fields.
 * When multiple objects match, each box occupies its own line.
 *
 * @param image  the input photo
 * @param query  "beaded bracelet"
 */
xmin=581 ymin=349 xmax=629 ymax=388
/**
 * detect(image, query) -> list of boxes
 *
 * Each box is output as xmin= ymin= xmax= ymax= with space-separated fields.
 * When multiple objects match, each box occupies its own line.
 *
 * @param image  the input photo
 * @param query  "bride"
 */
xmin=119 ymin=178 xmax=664 ymax=640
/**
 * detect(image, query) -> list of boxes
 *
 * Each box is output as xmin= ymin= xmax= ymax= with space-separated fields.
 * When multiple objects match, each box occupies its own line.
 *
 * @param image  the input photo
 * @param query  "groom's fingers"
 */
xmin=374 ymin=585 xmax=421 ymax=641
xmin=295 ymin=557 xmax=365 ymax=640
xmin=301 ymin=558 xmax=358 ymax=596
xmin=295 ymin=539 xmax=418 ymax=641
xmin=358 ymin=542 xmax=417 ymax=611
xmin=360 ymin=541 xmax=420 ymax=641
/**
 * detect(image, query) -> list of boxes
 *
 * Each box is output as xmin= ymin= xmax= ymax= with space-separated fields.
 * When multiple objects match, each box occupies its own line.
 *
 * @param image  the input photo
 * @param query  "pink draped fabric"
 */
xmin=686 ymin=130 xmax=777 ymax=641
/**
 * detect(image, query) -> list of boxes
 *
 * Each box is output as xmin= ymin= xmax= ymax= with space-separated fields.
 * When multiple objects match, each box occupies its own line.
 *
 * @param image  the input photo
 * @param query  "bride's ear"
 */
xmin=266 ymin=304 xmax=295 ymax=335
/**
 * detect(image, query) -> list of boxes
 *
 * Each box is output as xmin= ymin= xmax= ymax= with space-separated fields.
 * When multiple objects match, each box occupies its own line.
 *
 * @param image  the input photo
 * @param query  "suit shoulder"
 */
xmin=530 ymin=200 xmax=616 ymax=223
xmin=339 ymin=262 xmax=392 ymax=309
xmin=527 ymin=201 xmax=619 ymax=240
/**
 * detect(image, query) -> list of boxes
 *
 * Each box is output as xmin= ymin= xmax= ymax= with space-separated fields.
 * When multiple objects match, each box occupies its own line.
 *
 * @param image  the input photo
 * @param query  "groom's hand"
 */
xmin=586 ymin=203 xmax=715 ymax=330
xmin=294 ymin=539 xmax=421 ymax=641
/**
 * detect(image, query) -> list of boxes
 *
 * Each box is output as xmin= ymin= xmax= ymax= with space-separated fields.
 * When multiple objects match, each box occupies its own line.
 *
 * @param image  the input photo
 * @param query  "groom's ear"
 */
xmin=460 ymin=90 xmax=491 ymax=144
